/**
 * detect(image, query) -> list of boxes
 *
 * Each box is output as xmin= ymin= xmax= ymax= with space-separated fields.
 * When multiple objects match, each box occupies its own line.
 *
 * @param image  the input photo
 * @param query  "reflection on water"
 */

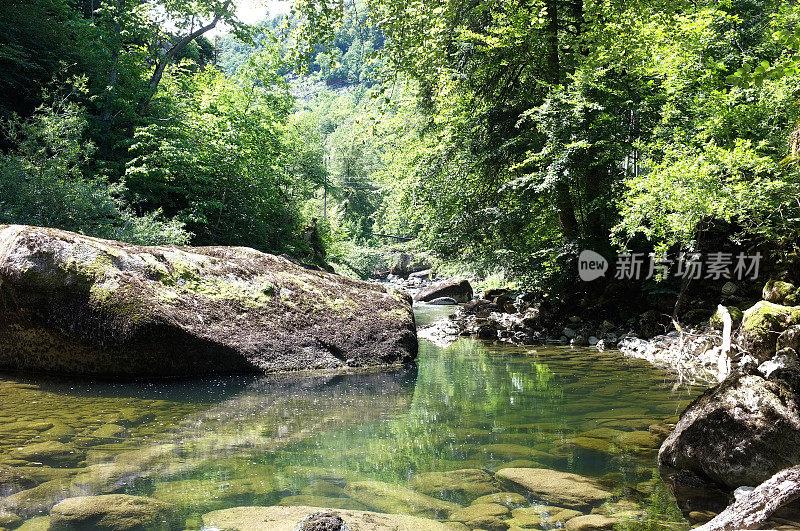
xmin=0 ymin=309 xmax=702 ymax=529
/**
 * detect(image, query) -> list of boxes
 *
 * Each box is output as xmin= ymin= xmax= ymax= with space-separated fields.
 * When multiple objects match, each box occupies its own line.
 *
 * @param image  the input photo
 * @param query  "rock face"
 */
xmin=201 ymin=506 xmax=458 ymax=531
xmin=0 ymin=225 xmax=417 ymax=377
xmin=494 ymin=468 xmax=611 ymax=510
xmin=48 ymin=494 xmax=179 ymax=530
xmin=659 ymin=370 xmax=800 ymax=489
xmin=414 ymin=278 xmax=473 ymax=304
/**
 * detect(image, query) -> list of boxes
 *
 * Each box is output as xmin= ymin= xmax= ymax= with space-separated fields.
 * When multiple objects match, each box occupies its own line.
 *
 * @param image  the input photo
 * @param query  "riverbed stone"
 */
xmin=495 ymin=468 xmax=611 ymax=510
xmin=0 ymin=509 xmax=22 ymax=528
xmin=564 ymin=514 xmax=617 ymax=530
xmin=0 ymin=225 xmax=417 ymax=377
xmin=14 ymin=516 xmax=50 ymax=531
xmin=409 ymin=469 xmax=500 ymax=504
xmin=201 ymin=506 xmax=460 ymax=531
xmin=78 ymin=424 xmax=127 ymax=446
xmin=48 ymin=494 xmax=179 ymax=530
xmin=471 ymin=492 xmax=527 ymax=508
xmin=276 ymin=495 xmax=367 ymax=511
xmin=569 ymin=437 xmax=612 ymax=454
xmin=508 ymin=505 xmax=582 ymax=527
xmin=414 ymin=278 xmax=473 ymax=303
xmin=344 ymin=480 xmax=460 ymax=519
xmin=9 ymin=442 xmax=83 ymax=468
xmin=480 ymin=444 xmax=546 ymax=461
xmin=150 ymin=477 xmax=276 ymax=512
xmin=449 ymin=502 xmax=509 ymax=522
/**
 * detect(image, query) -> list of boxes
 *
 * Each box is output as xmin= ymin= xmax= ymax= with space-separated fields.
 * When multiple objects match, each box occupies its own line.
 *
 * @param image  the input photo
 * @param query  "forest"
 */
xmin=3 ymin=0 xmax=799 ymax=300
xmin=5 ymin=2 xmax=800 ymax=530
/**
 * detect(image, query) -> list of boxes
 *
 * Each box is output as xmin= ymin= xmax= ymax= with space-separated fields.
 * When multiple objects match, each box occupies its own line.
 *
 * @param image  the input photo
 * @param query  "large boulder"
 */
xmin=388 ymin=252 xmax=431 ymax=277
xmin=201 ymin=505 xmax=459 ymax=531
xmin=48 ymin=494 xmax=179 ymax=530
xmin=0 ymin=225 xmax=417 ymax=377
xmin=659 ymin=369 xmax=800 ymax=489
xmin=414 ymin=278 xmax=473 ymax=304
xmin=738 ymin=301 xmax=800 ymax=362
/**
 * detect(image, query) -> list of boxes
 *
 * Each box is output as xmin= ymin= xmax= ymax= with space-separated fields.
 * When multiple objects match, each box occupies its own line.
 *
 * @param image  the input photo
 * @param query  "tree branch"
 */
xmin=136 ymin=0 xmax=232 ymax=116
xmin=697 ymin=466 xmax=800 ymax=531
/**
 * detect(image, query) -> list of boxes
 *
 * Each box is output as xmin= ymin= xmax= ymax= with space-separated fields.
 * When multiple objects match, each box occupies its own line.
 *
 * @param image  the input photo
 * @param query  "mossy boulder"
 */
xmin=201 ymin=506 xmax=460 ymax=531
xmin=48 ymin=494 xmax=179 ymax=530
xmin=150 ymin=477 xmax=276 ymax=512
xmin=738 ymin=301 xmax=800 ymax=362
xmin=763 ymin=280 xmax=800 ymax=306
xmin=471 ymin=492 xmax=527 ymax=509
xmin=709 ymin=306 xmax=744 ymax=330
xmin=448 ymin=502 xmax=509 ymax=529
xmin=0 ymin=225 xmax=416 ymax=377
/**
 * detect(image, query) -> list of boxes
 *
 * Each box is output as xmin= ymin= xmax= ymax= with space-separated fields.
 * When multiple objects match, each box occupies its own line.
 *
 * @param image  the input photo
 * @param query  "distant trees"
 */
xmin=292 ymin=0 xmax=800 ymax=286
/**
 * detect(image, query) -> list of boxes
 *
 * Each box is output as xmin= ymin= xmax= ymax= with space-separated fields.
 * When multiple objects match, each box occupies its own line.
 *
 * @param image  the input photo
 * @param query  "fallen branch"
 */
xmin=697 ymin=466 xmax=800 ymax=531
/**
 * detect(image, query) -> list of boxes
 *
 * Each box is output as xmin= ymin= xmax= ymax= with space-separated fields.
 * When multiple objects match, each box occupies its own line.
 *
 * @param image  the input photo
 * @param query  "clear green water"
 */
xmin=0 ymin=306 xmax=702 ymax=529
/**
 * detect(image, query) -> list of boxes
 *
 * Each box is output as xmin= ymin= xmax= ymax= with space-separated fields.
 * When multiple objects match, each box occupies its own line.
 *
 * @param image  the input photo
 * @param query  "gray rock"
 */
xmin=777 ymin=325 xmax=800 ymax=352
xmin=758 ymin=349 xmax=799 ymax=378
xmin=429 ymin=297 xmax=457 ymax=305
xmin=0 ymin=225 xmax=416 ymax=377
xmin=413 ymin=278 xmax=473 ymax=303
xmin=571 ymin=335 xmax=589 ymax=347
xmin=409 ymin=269 xmax=432 ymax=280
xmin=588 ymin=336 xmax=599 ymax=346
xmin=563 ymin=328 xmax=577 ymax=339
xmin=659 ymin=370 xmax=800 ymax=488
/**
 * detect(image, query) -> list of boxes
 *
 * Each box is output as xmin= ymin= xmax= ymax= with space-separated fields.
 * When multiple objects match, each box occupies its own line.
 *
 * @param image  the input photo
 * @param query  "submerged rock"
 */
xmin=8 ymin=442 xmax=84 ymax=468
xmin=201 ymin=506 xmax=458 ymax=531
xmin=48 ymin=494 xmax=179 ymax=530
xmin=409 ymin=469 xmax=500 ymax=504
xmin=659 ymin=370 xmax=800 ymax=489
xmin=564 ymin=514 xmax=617 ymax=530
xmin=0 ymin=225 xmax=416 ymax=377
xmin=494 ymin=468 xmax=611 ymax=510
xmin=343 ymin=480 xmax=460 ymax=519
xmin=508 ymin=505 xmax=582 ymax=528
xmin=414 ymin=278 xmax=473 ymax=304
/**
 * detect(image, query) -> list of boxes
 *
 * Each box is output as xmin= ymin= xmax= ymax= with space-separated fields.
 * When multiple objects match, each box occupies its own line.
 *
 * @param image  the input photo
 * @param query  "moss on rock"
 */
xmin=0 ymin=225 xmax=417 ymax=377
xmin=739 ymin=301 xmax=800 ymax=362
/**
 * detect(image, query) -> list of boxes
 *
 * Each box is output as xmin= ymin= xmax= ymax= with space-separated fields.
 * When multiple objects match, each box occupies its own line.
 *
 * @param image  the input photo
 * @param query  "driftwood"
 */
xmin=697 ymin=466 xmax=800 ymax=530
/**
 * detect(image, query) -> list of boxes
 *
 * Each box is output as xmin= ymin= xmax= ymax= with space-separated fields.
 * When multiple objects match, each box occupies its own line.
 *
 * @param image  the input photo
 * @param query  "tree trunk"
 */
xmin=136 ymin=1 xmax=232 ymax=116
xmin=697 ymin=466 xmax=800 ymax=531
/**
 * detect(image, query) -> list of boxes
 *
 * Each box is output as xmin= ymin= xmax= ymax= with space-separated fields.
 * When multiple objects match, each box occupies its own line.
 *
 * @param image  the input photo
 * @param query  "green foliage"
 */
xmin=0 ymin=82 xmax=188 ymax=245
xmin=126 ymin=53 xmax=324 ymax=255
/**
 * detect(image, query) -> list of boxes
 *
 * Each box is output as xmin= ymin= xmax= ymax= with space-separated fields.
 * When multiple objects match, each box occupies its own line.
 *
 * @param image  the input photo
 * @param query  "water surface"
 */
xmin=0 ymin=305 xmax=702 ymax=529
